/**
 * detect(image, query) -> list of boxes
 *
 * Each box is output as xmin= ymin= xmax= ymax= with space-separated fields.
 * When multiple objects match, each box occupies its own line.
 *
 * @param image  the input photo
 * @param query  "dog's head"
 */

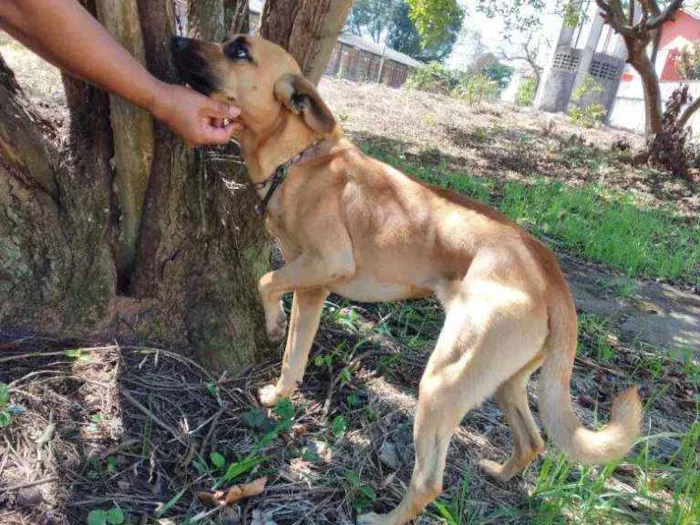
xmin=170 ymin=35 xmax=339 ymax=138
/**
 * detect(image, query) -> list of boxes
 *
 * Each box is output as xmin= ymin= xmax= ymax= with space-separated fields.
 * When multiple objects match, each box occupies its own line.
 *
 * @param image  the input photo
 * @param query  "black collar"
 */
xmin=252 ymin=139 xmax=326 ymax=216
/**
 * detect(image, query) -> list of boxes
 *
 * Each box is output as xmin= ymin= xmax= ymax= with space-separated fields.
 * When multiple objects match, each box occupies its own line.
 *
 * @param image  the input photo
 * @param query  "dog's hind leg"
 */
xmin=259 ymin=288 xmax=328 ymax=407
xmin=357 ymin=284 xmax=548 ymax=525
xmin=478 ymin=356 xmax=545 ymax=482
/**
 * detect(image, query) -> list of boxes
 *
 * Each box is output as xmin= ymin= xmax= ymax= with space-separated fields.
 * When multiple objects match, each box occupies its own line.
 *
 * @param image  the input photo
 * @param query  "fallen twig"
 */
xmin=1 ymin=477 xmax=58 ymax=493
xmin=120 ymin=389 xmax=188 ymax=447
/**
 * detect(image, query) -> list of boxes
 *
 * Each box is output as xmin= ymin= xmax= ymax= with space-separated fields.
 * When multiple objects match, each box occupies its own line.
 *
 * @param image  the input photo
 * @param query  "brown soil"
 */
xmin=320 ymin=79 xmax=699 ymax=217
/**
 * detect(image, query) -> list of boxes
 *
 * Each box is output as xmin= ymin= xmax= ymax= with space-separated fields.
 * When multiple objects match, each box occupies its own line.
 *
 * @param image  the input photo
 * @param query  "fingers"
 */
xmin=202 ymin=96 xmax=241 ymax=120
xmin=198 ymin=121 xmax=239 ymax=145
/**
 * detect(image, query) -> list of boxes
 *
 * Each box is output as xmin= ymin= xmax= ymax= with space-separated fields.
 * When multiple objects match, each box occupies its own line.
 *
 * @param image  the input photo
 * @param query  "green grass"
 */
xmin=362 ymin=144 xmax=700 ymax=286
xmin=525 ymin=420 xmax=700 ymax=525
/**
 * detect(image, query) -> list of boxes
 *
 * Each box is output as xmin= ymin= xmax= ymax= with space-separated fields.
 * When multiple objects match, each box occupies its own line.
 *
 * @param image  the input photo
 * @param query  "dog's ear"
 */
xmin=274 ymin=74 xmax=339 ymax=136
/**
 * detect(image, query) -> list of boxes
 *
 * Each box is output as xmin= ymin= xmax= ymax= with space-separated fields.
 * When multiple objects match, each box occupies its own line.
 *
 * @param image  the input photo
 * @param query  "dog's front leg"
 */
xmin=257 ymin=248 xmax=354 ymax=406
xmin=259 ymin=287 xmax=328 ymax=407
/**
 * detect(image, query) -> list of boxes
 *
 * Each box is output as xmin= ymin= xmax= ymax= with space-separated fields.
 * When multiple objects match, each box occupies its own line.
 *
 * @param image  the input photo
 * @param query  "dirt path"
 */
xmin=560 ymin=255 xmax=700 ymax=356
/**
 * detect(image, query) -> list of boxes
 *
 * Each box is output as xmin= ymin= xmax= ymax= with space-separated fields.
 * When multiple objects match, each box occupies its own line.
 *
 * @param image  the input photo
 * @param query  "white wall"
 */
xmin=608 ymin=81 xmax=700 ymax=137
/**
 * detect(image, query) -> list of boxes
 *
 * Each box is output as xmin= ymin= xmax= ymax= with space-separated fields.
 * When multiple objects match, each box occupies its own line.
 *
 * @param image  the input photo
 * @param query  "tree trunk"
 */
xmin=260 ymin=0 xmax=354 ymax=85
xmin=1 ymin=49 xmax=116 ymax=332
xmin=627 ymin=40 xmax=663 ymax=135
xmin=1 ymin=0 xmax=268 ymax=372
xmin=1 ymin=0 xmax=350 ymax=371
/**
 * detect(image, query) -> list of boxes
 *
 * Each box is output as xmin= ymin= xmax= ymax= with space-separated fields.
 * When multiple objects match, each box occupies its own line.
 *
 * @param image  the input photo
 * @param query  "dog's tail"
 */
xmin=538 ymin=292 xmax=642 ymax=464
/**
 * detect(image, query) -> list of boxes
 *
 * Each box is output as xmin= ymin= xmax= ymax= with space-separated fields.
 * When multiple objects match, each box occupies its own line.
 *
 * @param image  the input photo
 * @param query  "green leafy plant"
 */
xmin=0 ymin=383 xmax=14 ymax=428
xmin=516 ymin=77 xmax=537 ymax=106
xmin=87 ymin=505 xmax=124 ymax=525
xmin=407 ymin=61 xmax=456 ymax=94
xmin=344 ymin=470 xmax=377 ymax=512
xmin=331 ymin=415 xmax=348 ymax=438
xmin=453 ymin=73 xmax=500 ymax=105
xmin=569 ymin=75 xmax=606 ymax=128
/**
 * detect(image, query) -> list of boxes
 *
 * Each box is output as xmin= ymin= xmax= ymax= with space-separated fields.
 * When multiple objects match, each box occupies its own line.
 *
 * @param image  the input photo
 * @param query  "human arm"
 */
xmin=0 ymin=0 xmax=240 ymax=145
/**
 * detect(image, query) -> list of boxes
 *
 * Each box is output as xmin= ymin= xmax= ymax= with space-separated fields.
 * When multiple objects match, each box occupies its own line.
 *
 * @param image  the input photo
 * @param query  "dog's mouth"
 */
xmin=170 ymin=36 xmax=218 ymax=96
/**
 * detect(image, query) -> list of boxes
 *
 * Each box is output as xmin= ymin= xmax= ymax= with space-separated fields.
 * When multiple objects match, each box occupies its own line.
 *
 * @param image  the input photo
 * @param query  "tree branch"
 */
xmin=596 ymin=0 xmax=635 ymax=36
xmin=647 ymin=0 xmax=683 ymax=30
xmin=677 ymin=93 xmax=700 ymax=129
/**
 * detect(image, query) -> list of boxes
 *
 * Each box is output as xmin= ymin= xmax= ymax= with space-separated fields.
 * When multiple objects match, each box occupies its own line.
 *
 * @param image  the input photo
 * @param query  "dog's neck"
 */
xmin=238 ymin=111 xmax=325 ymax=185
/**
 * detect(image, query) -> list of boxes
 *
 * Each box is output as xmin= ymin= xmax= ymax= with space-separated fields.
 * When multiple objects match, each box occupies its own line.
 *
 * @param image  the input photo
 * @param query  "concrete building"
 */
xmin=535 ymin=0 xmax=626 ymax=114
xmin=608 ymin=8 xmax=700 ymax=133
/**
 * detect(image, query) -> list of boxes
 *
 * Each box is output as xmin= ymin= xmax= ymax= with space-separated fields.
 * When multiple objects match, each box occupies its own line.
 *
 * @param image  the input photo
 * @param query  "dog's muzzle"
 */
xmin=170 ymin=36 xmax=217 ymax=96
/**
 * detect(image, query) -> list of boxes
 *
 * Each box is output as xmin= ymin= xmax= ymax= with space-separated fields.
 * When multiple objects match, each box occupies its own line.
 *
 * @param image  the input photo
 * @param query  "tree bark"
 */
xmin=260 ymin=0 xmax=354 ymax=85
xmin=1 ymin=49 xmax=116 ymax=333
xmin=1 ymin=0 xmax=350 ymax=371
xmin=627 ymin=42 xmax=663 ymax=135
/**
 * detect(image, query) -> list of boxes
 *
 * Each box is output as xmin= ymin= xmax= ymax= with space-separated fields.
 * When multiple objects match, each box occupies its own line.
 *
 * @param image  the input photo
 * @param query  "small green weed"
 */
xmin=87 ymin=505 xmax=124 ymax=525
xmin=430 ymin=472 xmax=478 ymax=524
xmin=578 ymin=313 xmax=616 ymax=363
xmin=344 ymin=470 xmax=377 ymax=512
xmin=0 ymin=383 xmax=16 ymax=428
xmin=331 ymin=415 xmax=348 ymax=438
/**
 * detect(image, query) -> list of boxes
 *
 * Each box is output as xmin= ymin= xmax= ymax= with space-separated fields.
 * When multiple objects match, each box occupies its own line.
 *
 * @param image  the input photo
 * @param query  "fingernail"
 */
xmin=228 ymin=106 xmax=240 ymax=117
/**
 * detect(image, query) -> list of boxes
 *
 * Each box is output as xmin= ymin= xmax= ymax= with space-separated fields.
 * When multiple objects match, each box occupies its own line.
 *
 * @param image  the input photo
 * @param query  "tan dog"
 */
xmin=171 ymin=35 xmax=642 ymax=525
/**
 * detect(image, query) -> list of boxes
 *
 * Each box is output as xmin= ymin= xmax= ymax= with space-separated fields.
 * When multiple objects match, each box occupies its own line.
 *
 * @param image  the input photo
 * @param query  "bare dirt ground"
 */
xmin=319 ymin=79 xmax=699 ymax=217
xmin=1 ymin=40 xmax=699 ymax=525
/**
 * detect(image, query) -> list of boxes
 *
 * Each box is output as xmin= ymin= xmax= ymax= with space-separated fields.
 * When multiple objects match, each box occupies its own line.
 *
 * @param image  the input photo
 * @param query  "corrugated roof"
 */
xmin=338 ymin=33 xmax=423 ymax=68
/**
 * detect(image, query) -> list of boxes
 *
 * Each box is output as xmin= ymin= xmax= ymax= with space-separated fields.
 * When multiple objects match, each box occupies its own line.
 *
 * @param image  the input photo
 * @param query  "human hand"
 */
xmin=149 ymin=81 xmax=243 ymax=146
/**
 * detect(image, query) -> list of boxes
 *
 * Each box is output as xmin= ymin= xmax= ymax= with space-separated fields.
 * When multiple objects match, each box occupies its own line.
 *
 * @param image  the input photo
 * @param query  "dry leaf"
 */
xmin=198 ymin=490 xmax=226 ymax=506
xmin=224 ymin=476 xmax=267 ymax=504
xmin=198 ymin=477 xmax=268 ymax=507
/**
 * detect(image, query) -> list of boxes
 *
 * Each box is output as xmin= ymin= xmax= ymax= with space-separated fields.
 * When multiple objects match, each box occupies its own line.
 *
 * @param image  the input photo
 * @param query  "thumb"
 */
xmin=203 ymin=98 xmax=241 ymax=120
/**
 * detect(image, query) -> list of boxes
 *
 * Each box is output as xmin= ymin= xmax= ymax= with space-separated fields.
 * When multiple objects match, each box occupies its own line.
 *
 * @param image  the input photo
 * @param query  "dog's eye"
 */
xmin=225 ymin=40 xmax=249 ymax=61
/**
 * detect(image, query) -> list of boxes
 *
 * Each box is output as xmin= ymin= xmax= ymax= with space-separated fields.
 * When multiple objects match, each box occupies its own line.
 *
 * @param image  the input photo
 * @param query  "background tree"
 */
xmin=0 ymin=0 xmax=352 ymax=370
xmin=594 ymin=0 xmax=685 ymax=135
xmin=472 ymin=52 xmax=515 ymax=88
xmin=388 ymin=0 xmax=461 ymax=61
xmin=500 ymin=32 xmax=550 ymax=89
xmin=346 ymin=0 xmax=396 ymax=43
xmin=345 ymin=0 xmax=463 ymax=62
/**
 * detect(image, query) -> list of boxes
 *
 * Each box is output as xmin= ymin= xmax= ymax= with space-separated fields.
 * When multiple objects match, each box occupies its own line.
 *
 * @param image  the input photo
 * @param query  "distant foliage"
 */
xmin=453 ymin=73 xmax=500 ymax=105
xmin=406 ymin=62 xmax=457 ymax=94
xmin=346 ymin=0 xmax=463 ymax=63
xmin=569 ymin=75 xmax=606 ymax=128
xmin=407 ymin=0 xmax=465 ymax=50
xmin=677 ymin=43 xmax=700 ymax=80
xmin=408 ymin=60 xmax=507 ymax=104
xmin=479 ymin=61 xmax=515 ymax=89
xmin=516 ymin=78 xmax=537 ymax=106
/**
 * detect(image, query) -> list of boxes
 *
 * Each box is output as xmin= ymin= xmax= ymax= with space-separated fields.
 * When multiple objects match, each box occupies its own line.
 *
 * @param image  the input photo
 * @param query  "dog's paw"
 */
xmin=356 ymin=512 xmax=389 ymax=525
xmin=477 ymin=458 xmax=509 ymax=483
xmin=258 ymin=384 xmax=281 ymax=407
xmin=265 ymin=305 xmax=287 ymax=342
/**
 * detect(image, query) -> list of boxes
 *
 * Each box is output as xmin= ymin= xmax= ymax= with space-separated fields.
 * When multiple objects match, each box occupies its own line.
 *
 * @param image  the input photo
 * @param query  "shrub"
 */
xmin=406 ymin=62 xmax=456 ymax=94
xmin=569 ymin=74 xmax=606 ymax=127
xmin=515 ymin=78 xmax=537 ymax=106
xmin=453 ymin=73 xmax=499 ymax=105
xmin=569 ymin=103 xmax=607 ymax=128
